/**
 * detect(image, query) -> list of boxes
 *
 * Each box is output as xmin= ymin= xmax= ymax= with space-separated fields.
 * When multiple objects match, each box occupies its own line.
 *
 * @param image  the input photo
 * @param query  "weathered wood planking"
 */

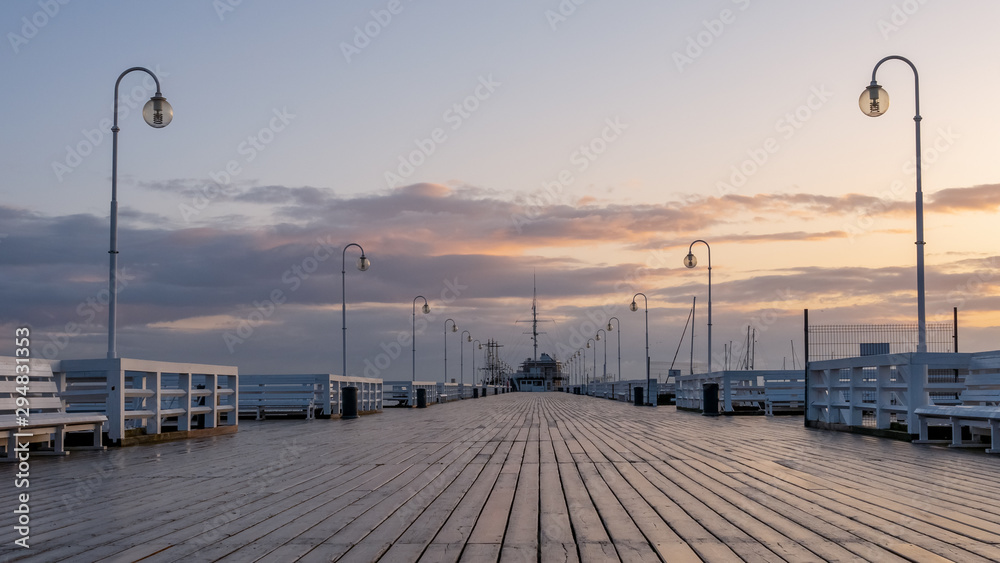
xmin=2 ymin=393 xmax=1000 ymax=562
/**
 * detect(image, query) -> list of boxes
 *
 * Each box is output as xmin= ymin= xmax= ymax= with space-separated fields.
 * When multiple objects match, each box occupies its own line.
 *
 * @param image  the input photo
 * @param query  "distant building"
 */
xmin=512 ymin=353 xmax=563 ymax=392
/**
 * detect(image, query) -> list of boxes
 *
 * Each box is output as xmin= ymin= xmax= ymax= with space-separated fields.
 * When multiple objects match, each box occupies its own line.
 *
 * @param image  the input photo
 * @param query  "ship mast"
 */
xmin=532 ymin=272 xmax=538 ymax=361
xmin=517 ymin=271 xmax=550 ymax=362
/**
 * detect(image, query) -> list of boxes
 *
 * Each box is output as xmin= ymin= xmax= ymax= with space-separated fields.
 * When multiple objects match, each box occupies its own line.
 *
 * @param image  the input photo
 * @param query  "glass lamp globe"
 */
xmin=142 ymin=95 xmax=173 ymax=128
xmin=356 ymin=255 xmax=370 ymax=271
xmin=630 ymin=301 xmax=638 ymax=312
xmin=421 ymin=303 xmax=430 ymax=314
xmin=451 ymin=323 xmax=458 ymax=333
xmin=859 ymin=85 xmax=888 ymax=117
xmin=607 ymin=322 xmax=613 ymax=331
xmin=684 ymin=253 xmax=698 ymax=268
xmin=595 ymin=333 xmax=601 ymax=341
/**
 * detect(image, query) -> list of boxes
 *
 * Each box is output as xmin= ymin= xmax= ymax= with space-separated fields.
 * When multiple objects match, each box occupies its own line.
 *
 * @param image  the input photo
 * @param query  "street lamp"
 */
xmin=472 ymin=339 xmax=482 ymax=387
xmin=562 ymin=355 xmax=573 ymax=389
xmin=107 ymin=67 xmax=173 ymax=359
xmin=631 ymin=293 xmax=650 ymax=405
xmin=596 ymin=328 xmax=607 ymax=382
xmin=412 ymin=296 xmax=430 ymax=405
xmin=573 ymin=348 xmax=586 ymax=385
xmin=461 ymin=330 xmax=471 ymax=396
xmin=684 ymin=240 xmax=712 ymax=373
xmin=444 ymin=319 xmax=457 ymax=383
xmin=861 ymin=55 xmax=927 ymax=353
xmin=607 ymin=317 xmax=621 ymax=381
xmin=342 ymin=243 xmax=370 ymax=377
xmin=587 ymin=338 xmax=596 ymax=393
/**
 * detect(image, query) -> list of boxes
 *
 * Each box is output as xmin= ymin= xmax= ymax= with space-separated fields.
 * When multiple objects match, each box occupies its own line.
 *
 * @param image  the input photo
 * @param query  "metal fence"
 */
xmin=806 ymin=320 xmax=956 ymax=362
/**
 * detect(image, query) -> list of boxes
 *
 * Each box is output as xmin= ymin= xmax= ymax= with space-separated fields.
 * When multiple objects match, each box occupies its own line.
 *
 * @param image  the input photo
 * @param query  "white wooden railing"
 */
xmin=676 ymin=370 xmax=802 ymax=413
xmin=240 ymin=374 xmax=383 ymax=418
xmin=384 ymin=380 xmax=439 ymax=406
xmin=437 ymin=382 xmax=460 ymax=402
xmin=55 ymin=358 xmax=238 ymax=442
xmin=582 ymin=379 xmax=655 ymax=402
xmin=806 ymin=353 xmax=972 ymax=431
xmin=323 ymin=375 xmax=382 ymax=415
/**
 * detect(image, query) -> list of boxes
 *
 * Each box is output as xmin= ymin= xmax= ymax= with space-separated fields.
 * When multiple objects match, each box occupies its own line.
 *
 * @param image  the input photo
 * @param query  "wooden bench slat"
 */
xmin=0 ymin=397 xmax=65 ymax=411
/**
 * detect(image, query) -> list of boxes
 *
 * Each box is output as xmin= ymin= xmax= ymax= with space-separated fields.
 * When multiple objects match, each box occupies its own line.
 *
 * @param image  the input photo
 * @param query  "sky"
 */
xmin=3 ymin=0 xmax=1000 ymax=382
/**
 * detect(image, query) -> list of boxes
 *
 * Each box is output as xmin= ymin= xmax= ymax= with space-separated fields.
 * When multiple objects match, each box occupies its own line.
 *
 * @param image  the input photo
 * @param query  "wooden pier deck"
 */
xmin=3 ymin=392 xmax=1000 ymax=562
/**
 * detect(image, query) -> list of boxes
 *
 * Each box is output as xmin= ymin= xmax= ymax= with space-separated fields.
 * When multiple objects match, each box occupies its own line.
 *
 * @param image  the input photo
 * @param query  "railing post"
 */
xmin=227 ymin=372 xmax=239 ymax=426
xmin=150 ymin=370 xmax=162 ymax=435
xmin=723 ymin=374 xmax=733 ymax=412
xmin=106 ymin=362 xmax=124 ymax=442
xmin=321 ymin=374 xmax=333 ymax=417
xmin=907 ymin=361 xmax=928 ymax=432
xmin=205 ymin=373 xmax=218 ymax=428
xmin=178 ymin=373 xmax=192 ymax=431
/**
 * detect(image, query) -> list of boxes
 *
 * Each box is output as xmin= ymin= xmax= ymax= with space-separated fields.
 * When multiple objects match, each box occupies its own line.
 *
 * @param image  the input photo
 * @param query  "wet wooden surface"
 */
xmin=2 ymin=392 xmax=1000 ymax=562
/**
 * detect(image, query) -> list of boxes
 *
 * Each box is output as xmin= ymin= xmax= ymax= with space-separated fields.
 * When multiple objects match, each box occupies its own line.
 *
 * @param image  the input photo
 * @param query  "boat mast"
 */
xmin=532 ymin=272 xmax=538 ymax=361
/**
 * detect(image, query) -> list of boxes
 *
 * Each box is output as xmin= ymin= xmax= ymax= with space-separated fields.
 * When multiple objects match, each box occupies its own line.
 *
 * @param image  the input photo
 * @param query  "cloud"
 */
xmin=929 ymin=183 xmax=1000 ymax=213
xmin=6 ymin=181 xmax=1000 ymax=374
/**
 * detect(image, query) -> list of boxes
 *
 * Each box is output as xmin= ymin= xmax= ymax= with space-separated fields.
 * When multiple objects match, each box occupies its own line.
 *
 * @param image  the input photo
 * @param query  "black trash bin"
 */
xmin=473 ymin=388 xmax=479 ymax=399
xmin=703 ymin=383 xmax=720 ymax=416
xmin=342 ymin=386 xmax=359 ymax=419
xmin=416 ymin=388 xmax=427 ymax=409
xmin=634 ymin=387 xmax=644 ymax=406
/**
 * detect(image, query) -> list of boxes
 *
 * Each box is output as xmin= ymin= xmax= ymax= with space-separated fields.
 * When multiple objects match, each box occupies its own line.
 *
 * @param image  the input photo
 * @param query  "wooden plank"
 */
xmin=466 ymin=472 xmax=518 ymax=545
xmin=538 ymin=423 xmax=579 ymax=563
xmin=500 ymin=462 xmax=538 ymax=552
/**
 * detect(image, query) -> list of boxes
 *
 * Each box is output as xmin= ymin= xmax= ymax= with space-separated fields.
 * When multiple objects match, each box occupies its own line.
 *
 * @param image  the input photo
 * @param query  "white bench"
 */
xmin=383 ymin=382 xmax=437 ymax=407
xmin=1 ymin=359 xmax=106 ymax=461
xmin=764 ymin=380 xmax=804 ymax=416
xmin=239 ymin=376 xmax=320 ymax=419
xmin=384 ymin=385 xmax=411 ymax=406
xmin=914 ymin=374 xmax=1000 ymax=453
